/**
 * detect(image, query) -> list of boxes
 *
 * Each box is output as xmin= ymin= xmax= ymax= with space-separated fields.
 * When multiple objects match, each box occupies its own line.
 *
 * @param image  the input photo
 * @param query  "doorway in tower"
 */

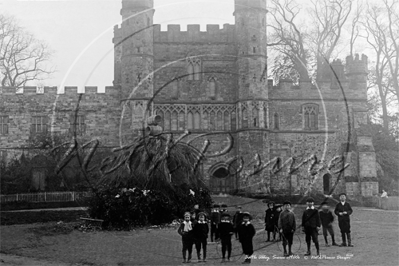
xmin=323 ymin=173 xmax=331 ymax=194
xmin=209 ymin=163 xmax=234 ymax=194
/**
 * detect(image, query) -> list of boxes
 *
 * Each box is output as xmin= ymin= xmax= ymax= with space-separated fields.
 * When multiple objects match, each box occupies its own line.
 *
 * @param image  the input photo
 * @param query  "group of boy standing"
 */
xmin=177 ymin=192 xmax=353 ymax=263
xmin=271 ymin=192 xmax=354 ymax=257
xmin=178 ymin=204 xmax=256 ymax=264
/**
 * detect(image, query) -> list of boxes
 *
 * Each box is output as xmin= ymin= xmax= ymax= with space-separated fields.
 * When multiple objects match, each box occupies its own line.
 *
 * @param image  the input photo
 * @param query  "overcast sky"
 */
xmin=1 ymin=0 xmax=235 ymax=92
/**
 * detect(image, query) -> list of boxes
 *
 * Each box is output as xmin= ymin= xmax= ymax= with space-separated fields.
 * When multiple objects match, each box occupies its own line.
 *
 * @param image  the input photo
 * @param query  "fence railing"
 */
xmin=0 ymin=191 xmax=92 ymax=203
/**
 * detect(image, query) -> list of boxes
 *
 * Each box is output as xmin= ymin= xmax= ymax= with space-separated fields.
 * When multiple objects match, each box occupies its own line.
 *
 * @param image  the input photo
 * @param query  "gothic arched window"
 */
xmin=242 ymin=107 xmax=248 ymax=128
xmin=224 ymin=111 xmax=230 ymax=131
xmin=187 ymin=112 xmax=193 ymax=129
xmin=209 ymin=77 xmax=217 ymax=99
xmin=194 ymin=112 xmax=201 ymax=130
xmin=303 ymin=104 xmax=319 ymax=130
xmin=252 ymin=107 xmax=259 ymax=127
xmin=164 ymin=111 xmax=171 ymax=131
xmin=171 ymin=111 xmax=178 ymax=131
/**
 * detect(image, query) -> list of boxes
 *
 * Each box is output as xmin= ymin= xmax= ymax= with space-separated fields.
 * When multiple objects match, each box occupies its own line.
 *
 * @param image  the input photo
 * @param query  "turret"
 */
xmin=346 ymin=54 xmax=368 ymax=86
xmin=115 ymin=0 xmax=155 ymax=143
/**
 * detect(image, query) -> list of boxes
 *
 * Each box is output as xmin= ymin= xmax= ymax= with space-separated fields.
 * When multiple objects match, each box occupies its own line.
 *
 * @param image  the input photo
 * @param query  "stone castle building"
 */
xmin=0 ymin=0 xmax=379 ymax=199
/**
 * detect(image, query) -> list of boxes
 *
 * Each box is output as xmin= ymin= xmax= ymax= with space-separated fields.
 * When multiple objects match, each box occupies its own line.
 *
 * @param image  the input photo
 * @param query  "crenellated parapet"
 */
xmin=346 ymin=54 xmax=368 ymax=75
xmin=153 ymin=24 xmax=235 ymax=43
xmin=0 ymin=86 xmax=119 ymax=95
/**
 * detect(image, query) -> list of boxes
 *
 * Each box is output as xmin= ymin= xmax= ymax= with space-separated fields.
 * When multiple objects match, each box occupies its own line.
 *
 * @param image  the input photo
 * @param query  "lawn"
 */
xmin=0 ymin=196 xmax=398 ymax=266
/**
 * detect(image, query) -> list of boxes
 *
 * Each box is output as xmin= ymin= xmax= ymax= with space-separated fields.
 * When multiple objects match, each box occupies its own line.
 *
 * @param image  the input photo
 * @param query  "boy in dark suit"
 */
xmin=278 ymin=201 xmax=296 ymax=256
xmin=264 ymin=202 xmax=275 ymax=242
xmin=193 ymin=212 xmax=209 ymax=262
xmin=273 ymin=204 xmax=283 ymax=241
xmin=319 ymin=202 xmax=337 ymax=246
xmin=238 ymin=212 xmax=256 ymax=264
xmin=178 ymin=212 xmax=195 ymax=263
xmin=210 ymin=204 xmax=220 ymax=242
xmin=233 ymin=206 xmax=244 ymax=240
xmin=334 ymin=193 xmax=354 ymax=247
xmin=301 ymin=198 xmax=321 ymax=256
xmin=217 ymin=213 xmax=234 ymax=262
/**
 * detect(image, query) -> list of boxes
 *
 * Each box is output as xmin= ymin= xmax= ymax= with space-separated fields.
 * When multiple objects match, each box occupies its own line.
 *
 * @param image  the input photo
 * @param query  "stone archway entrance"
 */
xmin=209 ymin=163 xmax=234 ymax=193
xmin=323 ymin=173 xmax=331 ymax=194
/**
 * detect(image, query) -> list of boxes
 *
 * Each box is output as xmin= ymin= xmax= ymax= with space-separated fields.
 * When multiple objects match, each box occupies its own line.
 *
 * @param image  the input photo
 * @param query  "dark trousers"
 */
xmin=322 ymin=224 xmax=335 ymax=243
xmin=282 ymin=232 xmax=294 ymax=246
xmin=221 ymin=238 xmax=232 ymax=259
xmin=182 ymin=239 xmax=193 ymax=260
xmin=338 ymin=220 xmax=351 ymax=234
xmin=195 ymin=238 xmax=207 ymax=259
xmin=211 ymin=223 xmax=218 ymax=242
xmin=241 ymin=238 xmax=254 ymax=256
xmin=304 ymin=227 xmax=319 ymax=251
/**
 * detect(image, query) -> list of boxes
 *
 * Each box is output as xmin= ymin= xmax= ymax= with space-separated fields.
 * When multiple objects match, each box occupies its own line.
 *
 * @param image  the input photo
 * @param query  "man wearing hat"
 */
xmin=210 ymin=204 xmax=221 ymax=242
xmin=334 ymin=193 xmax=353 ymax=247
xmin=301 ymin=198 xmax=321 ymax=256
xmin=217 ymin=213 xmax=234 ymax=262
xmin=278 ymin=201 xmax=296 ymax=256
xmin=238 ymin=212 xmax=256 ymax=264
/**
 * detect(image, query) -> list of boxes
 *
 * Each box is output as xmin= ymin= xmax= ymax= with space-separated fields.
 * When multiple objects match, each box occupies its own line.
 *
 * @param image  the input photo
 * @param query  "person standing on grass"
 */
xmin=238 ymin=212 xmax=256 ymax=264
xmin=273 ymin=204 xmax=283 ymax=241
xmin=193 ymin=212 xmax=209 ymax=263
xmin=264 ymin=201 xmax=275 ymax=242
xmin=210 ymin=204 xmax=220 ymax=242
xmin=302 ymin=198 xmax=321 ymax=256
xmin=178 ymin=212 xmax=195 ymax=263
xmin=217 ymin=213 xmax=234 ymax=263
xmin=334 ymin=193 xmax=354 ymax=247
xmin=233 ymin=206 xmax=244 ymax=240
xmin=319 ymin=202 xmax=337 ymax=247
xmin=278 ymin=201 xmax=296 ymax=257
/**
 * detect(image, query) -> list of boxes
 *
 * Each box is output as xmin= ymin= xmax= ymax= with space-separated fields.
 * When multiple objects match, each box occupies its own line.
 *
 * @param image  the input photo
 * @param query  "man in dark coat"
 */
xmin=264 ymin=202 xmax=275 ymax=241
xmin=238 ymin=212 xmax=256 ymax=264
xmin=302 ymin=197 xmax=321 ymax=256
xmin=217 ymin=213 xmax=234 ymax=262
xmin=210 ymin=204 xmax=220 ymax=242
xmin=278 ymin=201 xmax=296 ymax=256
xmin=334 ymin=193 xmax=354 ymax=247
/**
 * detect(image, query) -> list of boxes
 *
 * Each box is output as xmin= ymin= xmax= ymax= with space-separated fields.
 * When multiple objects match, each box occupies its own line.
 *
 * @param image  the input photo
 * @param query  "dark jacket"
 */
xmin=233 ymin=212 xmax=244 ymax=228
xmin=334 ymin=202 xmax=353 ymax=222
xmin=238 ymin=222 xmax=256 ymax=242
xmin=265 ymin=208 xmax=275 ymax=231
xmin=193 ymin=221 xmax=209 ymax=240
xmin=278 ymin=210 xmax=296 ymax=233
xmin=273 ymin=208 xmax=282 ymax=225
xmin=319 ymin=210 xmax=334 ymax=227
xmin=218 ymin=221 xmax=234 ymax=239
xmin=302 ymin=208 xmax=321 ymax=228
xmin=211 ymin=211 xmax=220 ymax=225
xmin=178 ymin=221 xmax=195 ymax=241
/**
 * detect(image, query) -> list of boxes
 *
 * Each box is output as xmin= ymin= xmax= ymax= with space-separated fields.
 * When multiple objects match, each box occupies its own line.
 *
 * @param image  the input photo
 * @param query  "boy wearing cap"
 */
xmin=264 ymin=202 xmax=275 ymax=242
xmin=334 ymin=193 xmax=353 ymax=247
xmin=193 ymin=212 xmax=209 ymax=262
xmin=178 ymin=212 xmax=195 ymax=263
xmin=278 ymin=201 xmax=296 ymax=256
xmin=238 ymin=212 xmax=256 ymax=264
xmin=274 ymin=204 xmax=283 ymax=241
xmin=210 ymin=204 xmax=221 ymax=242
xmin=301 ymin=198 xmax=321 ymax=256
xmin=217 ymin=213 xmax=234 ymax=262
xmin=319 ymin=202 xmax=337 ymax=246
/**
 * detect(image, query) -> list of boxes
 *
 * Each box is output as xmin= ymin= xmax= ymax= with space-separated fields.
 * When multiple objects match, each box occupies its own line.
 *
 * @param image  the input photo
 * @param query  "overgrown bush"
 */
xmin=88 ymin=185 xmax=213 ymax=229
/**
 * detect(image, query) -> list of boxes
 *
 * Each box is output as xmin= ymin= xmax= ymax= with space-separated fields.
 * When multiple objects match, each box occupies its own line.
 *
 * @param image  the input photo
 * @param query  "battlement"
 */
xmin=346 ymin=54 xmax=368 ymax=75
xmin=0 ymin=86 xmax=119 ymax=95
xmin=153 ymin=24 xmax=235 ymax=43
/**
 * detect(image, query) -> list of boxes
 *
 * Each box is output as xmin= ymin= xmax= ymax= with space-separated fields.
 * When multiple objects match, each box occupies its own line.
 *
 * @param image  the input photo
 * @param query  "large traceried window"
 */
xmin=303 ymin=104 xmax=319 ymax=130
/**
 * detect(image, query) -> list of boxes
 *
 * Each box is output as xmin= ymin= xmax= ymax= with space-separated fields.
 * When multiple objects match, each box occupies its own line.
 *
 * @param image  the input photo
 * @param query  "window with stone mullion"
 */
xmin=0 ymin=116 xmax=9 ymax=135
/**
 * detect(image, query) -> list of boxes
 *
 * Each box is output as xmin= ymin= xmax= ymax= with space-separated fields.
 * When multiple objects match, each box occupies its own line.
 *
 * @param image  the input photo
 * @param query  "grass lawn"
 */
xmin=0 ymin=196 xmax=398 ymax=266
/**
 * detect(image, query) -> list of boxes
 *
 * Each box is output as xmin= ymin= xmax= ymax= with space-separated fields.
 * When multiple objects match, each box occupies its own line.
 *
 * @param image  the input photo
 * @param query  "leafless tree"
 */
xmin=268 ymin=0 xmax=354 ymax=81
xmin=361 ymin=0 xmax=399 ymax=130
xmin=0 ymin=14 xmax=54 ymax=89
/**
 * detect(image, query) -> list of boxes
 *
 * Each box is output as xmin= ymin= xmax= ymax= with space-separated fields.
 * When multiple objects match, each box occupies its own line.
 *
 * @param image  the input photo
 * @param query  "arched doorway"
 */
xmin=323 ymin=173 xmax=331 ymax=194
xmin=209 ymin=163 xmax=232 ymax=193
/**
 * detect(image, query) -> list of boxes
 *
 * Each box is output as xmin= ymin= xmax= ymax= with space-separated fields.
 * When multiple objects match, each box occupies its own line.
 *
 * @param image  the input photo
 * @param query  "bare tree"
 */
xmin=0 ymin=14 xmax=54 ymax=89
xmin=362 ymin=0 xmax=399 ymax=130
xmin=268 ymin=0 xmax=355 ymax=81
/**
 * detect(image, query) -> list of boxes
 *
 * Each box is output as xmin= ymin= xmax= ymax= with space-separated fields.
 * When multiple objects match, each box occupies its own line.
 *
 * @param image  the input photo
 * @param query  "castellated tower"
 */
xmin=234 ymin=0 xmax=269 ymax=192
xmin=113 ymin=0 xmax=154 ymax=142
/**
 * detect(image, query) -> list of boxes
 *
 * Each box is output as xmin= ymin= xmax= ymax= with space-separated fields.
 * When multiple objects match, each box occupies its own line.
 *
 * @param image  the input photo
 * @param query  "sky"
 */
xmin=0 ymin=0 xmax=235 ymax=92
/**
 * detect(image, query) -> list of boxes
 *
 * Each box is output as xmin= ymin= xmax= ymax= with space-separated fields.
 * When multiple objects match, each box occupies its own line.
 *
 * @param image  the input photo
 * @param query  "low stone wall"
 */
xmin=377 ymin=196 xmax=399 ymax=210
